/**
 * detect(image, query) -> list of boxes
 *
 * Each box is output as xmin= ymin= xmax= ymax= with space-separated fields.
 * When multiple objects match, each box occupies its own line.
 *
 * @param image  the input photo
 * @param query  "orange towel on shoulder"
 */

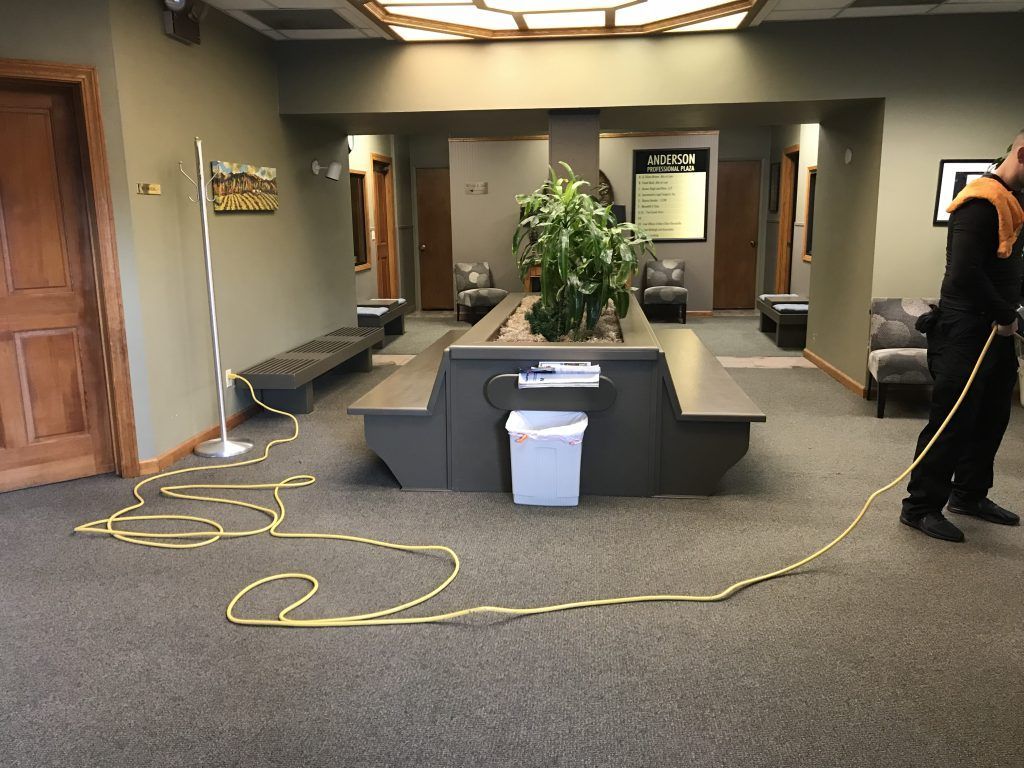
xmin=946 ymin=176 xmax=1024 ymax=258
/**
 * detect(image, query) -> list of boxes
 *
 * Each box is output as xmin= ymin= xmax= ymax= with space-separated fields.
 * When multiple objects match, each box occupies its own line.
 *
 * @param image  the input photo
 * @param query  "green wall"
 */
xmin=0 ymin=0 xmax=356 ymax=459
xmin=276 ymin=14 xmax=1023 ymax=384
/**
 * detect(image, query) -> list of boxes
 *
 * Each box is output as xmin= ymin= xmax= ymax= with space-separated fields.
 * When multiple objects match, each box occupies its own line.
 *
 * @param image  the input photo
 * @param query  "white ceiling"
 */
xmin=201 ymin=0 xmax=1024 ymax=40
xmin=754 ymin=0 xmax=1024 ymax=24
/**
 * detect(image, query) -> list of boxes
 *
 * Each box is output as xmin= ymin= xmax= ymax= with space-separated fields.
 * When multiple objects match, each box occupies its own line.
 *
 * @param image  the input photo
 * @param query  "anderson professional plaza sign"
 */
xmin=631 ymin=148 xmax=710 ymax=242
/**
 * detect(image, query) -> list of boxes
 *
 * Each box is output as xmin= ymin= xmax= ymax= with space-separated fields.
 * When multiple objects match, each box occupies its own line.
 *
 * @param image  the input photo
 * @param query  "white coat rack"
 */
xmin=178 ymin=137 xmax=254 ymax=459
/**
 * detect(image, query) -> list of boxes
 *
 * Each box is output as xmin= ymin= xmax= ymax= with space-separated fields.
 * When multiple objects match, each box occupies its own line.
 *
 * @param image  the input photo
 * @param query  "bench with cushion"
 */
xmin=357 ymin=299 xmax=413 ymax=344
xmin=756 ymin=294 xmax=809 ymax=348
xmin=239 ymin=326 xmax=383 ymax=414
xmin=867 ymin=297 xmax=935 ymax=418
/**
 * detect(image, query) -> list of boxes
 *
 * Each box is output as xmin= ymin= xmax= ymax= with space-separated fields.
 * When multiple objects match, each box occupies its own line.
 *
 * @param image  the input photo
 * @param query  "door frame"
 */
xmin=371 ymin=152 xmax=399 ymax=299
xmin=0 ymin=58 xmax=139 ymax=477
xmin=774 ymin=144 xmax=800 ymax=293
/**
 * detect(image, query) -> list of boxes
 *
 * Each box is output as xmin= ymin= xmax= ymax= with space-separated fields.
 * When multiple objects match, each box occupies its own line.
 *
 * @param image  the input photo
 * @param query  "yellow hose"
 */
xmin=75 ymin=328 xmax=998 ymax=627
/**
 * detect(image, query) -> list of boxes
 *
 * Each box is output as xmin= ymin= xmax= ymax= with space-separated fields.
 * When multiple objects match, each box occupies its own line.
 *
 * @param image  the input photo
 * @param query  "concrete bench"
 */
xmin=654 ymin=327 xmax=766 ymax=496
xmin=348 ymin=330 xmax=465 ymax=490
xmin=239 ymin=326 xmax=383 ymax=414
xmin=756 ymin=295 xmax=808 ymax=349
xmin=357 ymin=300 xmax=414 ymax=345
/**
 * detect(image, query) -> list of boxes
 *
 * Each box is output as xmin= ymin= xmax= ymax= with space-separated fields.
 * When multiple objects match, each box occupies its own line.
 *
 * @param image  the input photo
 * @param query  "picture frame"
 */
xmin=210 ymin=160 xmax=278 ymax=213
xmin=768 ymin=162 xmax=780 ymax=214
xmin=933 ymin=159 xmax=992 ymax=226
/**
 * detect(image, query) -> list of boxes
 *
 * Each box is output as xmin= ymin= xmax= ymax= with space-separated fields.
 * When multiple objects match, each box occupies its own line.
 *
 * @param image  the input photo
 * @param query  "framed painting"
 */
xmin=210 ymin=160 xmax=278 ymax=213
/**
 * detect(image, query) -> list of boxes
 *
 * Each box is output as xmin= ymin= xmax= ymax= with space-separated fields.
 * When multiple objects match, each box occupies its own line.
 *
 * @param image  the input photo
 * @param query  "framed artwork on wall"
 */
xmin=768 ymin=162 xmax=780 ymax=214
xmin=210 ymin=160 xmax=278 ymax=213
xmin=933 ymin=159 xmax=992 ymax=226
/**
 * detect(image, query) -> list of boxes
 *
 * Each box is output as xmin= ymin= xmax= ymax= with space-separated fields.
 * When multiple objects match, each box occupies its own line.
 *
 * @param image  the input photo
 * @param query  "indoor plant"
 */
xmin=513 ymin=163 xmax=654 ymax=341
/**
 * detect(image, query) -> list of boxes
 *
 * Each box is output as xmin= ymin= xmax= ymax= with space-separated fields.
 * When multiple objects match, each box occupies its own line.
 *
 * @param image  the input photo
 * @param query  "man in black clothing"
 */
xmin=901 ymin=131 xmax=1024 ymax=542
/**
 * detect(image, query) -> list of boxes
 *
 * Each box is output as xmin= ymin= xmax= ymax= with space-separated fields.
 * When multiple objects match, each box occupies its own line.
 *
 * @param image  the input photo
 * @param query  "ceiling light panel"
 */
xmin=387 ymin=4 xmax=520 ymax=29
xmin=485 ymin=0 xmax=623 ymax=10
xmin=524 ymin=11 xmax=608 ymax=29
xmin=617 ymin=0 xmax=726 ymax=25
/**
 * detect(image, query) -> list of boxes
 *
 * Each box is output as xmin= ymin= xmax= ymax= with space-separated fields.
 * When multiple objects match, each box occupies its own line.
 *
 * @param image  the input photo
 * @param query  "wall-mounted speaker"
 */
xmin=163 ymin=0 xmax=204 ymax=45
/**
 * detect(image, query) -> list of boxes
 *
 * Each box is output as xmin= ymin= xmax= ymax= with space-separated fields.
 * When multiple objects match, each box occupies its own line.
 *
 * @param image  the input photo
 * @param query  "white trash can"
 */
xmin=505 ymin=410 xmax=589 ymax=506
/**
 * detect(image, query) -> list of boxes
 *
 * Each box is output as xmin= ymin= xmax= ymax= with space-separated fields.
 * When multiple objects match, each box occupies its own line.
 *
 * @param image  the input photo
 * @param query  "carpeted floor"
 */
xmin=1 ymin=316 xmax=1022 ymax=768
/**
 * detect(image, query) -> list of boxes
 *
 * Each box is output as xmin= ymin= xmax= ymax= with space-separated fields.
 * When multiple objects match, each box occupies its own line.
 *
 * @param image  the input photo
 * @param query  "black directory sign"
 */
xmin=631 ymin=148 xmax=710 ymax=242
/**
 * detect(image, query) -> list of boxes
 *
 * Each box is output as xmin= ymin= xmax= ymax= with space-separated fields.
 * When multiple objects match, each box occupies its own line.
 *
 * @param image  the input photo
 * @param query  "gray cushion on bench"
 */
xmin=773 ymin=303 xmax=809 ymax=312
xmin=868 ymin=348 xmax=930 ymax=384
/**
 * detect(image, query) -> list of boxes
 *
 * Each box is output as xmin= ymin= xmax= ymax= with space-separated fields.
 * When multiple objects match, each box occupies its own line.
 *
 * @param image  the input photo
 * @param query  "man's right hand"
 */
xmin=995 ymin=318 xmax=1019 ymax=337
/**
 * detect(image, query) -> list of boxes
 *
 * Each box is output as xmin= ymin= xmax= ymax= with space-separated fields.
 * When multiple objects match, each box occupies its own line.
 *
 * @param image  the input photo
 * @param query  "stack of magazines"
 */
xmin=517 ymin=361 xmax=601 ymax=389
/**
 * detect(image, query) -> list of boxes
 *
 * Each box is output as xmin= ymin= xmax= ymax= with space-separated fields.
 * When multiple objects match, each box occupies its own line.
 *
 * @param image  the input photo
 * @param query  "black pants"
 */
xmin=902 ymin=310 xmax=1019 ymax=519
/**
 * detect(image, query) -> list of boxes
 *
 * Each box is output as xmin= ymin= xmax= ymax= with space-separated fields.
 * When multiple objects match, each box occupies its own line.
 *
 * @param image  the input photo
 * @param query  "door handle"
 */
xmin=749 ymin=240 xmax=757 ymax=248
xmin=420 ymin=244 xmax=427 ymax=251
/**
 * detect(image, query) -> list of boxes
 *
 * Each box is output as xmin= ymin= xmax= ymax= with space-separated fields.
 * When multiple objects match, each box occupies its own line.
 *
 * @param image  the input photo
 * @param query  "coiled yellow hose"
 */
xmin=74 ymin=328 xmax=997 ymax=628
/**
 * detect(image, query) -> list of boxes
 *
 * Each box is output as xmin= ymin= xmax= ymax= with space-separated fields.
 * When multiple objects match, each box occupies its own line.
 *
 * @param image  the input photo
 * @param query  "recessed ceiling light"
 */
xmin=617 ymin=0 xmax=725 ymax=26
xmin=524 ymin=11 xmax=607 ymax=29
xmin=387 ymin=4 xmax=519 ymax=30
xmin=389 ymin=24 xmax=471 ymax=41
xmin=668 ymin=11 xmax=748 ymax=32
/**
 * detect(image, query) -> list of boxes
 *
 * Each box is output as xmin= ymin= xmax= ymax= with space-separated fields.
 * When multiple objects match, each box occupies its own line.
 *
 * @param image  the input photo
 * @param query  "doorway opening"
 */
xmin=372 ymin=153 xmax=399 ymax=299
xmin=774 ymin=144 xmax=800 ymax=293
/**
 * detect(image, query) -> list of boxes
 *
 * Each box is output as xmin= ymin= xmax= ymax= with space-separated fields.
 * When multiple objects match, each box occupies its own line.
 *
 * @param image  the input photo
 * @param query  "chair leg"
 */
xmin=680 ymin=303 xmax=687 ymax=324
xmin=876 ymin=383 xmax=887 ymax=419
xmin=866 ymin=375 xmax=874 ymax=401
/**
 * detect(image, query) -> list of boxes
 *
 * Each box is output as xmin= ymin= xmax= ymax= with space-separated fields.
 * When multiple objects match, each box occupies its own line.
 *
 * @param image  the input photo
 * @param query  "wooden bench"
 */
xmin=654 ymin=327 xmax=766 ymax=496
xmin=348 ymin=330 xmax=465 ymax=490
xmin=357 ymin=300 xmax=414 ymax=345
xmin=239 ymin=326 xmax=383 ymax=414
xmin=756 ymin=296 xmax=808 ymax=349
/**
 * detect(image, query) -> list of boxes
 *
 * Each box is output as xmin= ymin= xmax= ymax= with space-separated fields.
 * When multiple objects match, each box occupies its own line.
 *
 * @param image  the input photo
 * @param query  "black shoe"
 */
xmin=900 ymin=510 xmax=965 ymax=542
xmin=947 ymin=498 xmax=1020 ymax=526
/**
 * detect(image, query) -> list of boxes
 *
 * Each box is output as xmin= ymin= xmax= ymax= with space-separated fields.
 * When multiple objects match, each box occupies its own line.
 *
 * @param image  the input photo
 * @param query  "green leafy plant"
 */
xmin=513 ymin=163 xmax=653 ymax=341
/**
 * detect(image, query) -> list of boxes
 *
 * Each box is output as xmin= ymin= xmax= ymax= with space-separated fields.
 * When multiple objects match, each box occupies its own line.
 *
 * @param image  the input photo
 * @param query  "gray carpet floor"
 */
xmin=2 ymin=316 xmax=1022 ymax=768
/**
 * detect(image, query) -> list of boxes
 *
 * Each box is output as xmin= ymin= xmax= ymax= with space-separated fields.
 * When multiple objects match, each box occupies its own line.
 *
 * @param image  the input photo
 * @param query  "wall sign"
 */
xmin=465 ymin=181 xmax=489 ymax=195
xmin=631 ymin=148 xmax=710 ymax=242
xmin=933 ymin=159 xmax=992 ymax=226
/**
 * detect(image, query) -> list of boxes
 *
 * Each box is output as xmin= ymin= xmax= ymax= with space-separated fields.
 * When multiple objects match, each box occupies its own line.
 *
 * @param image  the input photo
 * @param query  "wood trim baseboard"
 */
xmin=803 ymin=348 xmax=867 ymax=397
xmin=137 ymin=405 xmax=260 ymax=476
xmin=688 ymin=310 xmax=714 ymax=318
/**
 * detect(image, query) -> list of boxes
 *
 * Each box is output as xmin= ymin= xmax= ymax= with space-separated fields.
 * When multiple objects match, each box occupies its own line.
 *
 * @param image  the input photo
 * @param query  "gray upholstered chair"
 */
xmin=454 ymin=262 xmax=508 ymax=322
xmin=868 ymin=298 xmax=936 ymax=418
xmin=640 ymin=259 xmax=688 ymax=323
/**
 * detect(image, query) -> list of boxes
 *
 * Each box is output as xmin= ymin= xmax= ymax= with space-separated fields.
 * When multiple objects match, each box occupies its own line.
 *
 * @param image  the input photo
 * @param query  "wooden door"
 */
xmin=713 ymin=161 xmax=761 ymax=309
xmin=415 ymin=168 xmax=453 ymax=310
xmin=372 ymin=156 xmax=397 ymax=299
xmin=0 ymin=84 xmax=114 ymax=491
xmin=774 ymin=146 xmax=800 ymax=293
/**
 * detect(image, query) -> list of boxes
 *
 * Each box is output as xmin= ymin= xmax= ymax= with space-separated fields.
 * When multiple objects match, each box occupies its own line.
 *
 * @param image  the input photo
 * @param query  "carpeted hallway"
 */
xmin=2 ymin=316 xmax=1022 ymax=768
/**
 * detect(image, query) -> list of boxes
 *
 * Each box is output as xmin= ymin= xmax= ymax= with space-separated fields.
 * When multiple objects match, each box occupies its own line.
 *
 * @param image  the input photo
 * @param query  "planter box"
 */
xmin=349 ymin=293 xmax=766 ymax=497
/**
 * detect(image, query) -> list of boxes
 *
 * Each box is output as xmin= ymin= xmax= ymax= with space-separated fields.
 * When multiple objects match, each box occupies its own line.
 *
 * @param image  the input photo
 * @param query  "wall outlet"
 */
xmin=225 ymin=368 xmax=234 ymax=387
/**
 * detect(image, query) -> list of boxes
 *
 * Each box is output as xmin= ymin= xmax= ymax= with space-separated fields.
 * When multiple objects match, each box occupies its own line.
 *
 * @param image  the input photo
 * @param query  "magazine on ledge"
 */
xmin=518 ymin=362 xmax=601 ymax=389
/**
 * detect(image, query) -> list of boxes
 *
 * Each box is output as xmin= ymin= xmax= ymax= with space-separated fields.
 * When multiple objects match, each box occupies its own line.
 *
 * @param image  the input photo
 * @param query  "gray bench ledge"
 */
xmin=348 ymin=329 xmax=465 ymax=417
xmin=655 ymin=327 xmax=766 ymax=423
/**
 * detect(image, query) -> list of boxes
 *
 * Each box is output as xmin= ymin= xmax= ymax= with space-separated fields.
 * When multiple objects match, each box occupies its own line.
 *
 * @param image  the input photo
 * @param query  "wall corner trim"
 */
xmin=803 ymin=348 xmax=866 ymax=398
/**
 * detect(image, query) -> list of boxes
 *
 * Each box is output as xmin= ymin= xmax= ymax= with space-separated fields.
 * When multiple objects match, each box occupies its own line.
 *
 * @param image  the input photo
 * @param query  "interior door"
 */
xmin=774 ymin=146 xmax=800 ymax=293
xmin=0 ymin=84 xmax=114 ymax=491
xmin=713 ymin=160 xmax=762 ymax=309
xmin=372 ymin=157 xmax=397 ymax=299
xmin=415 ymin=168 xmax=454 ymax=310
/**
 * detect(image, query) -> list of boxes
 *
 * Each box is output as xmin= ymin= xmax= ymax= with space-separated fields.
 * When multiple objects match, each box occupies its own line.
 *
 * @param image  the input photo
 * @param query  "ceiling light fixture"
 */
xmin=667 ymin=10 xmax=748 ymax=32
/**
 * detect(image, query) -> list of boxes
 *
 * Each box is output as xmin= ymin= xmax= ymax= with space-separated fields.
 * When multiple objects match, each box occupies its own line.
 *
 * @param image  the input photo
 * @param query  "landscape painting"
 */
xmin=210 ymin=160 xmax=278 ymax=213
